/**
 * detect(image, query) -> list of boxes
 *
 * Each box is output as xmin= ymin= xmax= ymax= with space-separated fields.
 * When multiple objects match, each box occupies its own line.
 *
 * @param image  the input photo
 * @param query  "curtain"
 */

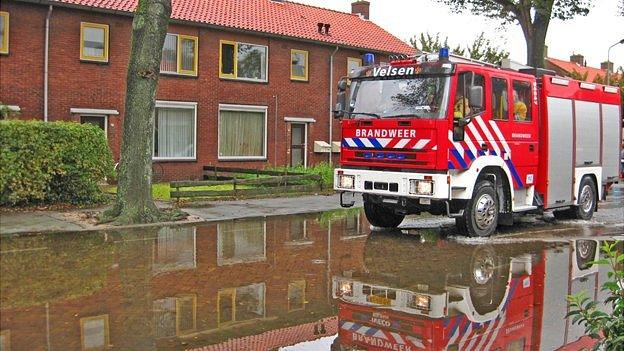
xmin=161 ymin=34 xmax=177 ymax=72
xmin=219 ymin=110 xmax=265 ymax=157
xmin=155 ymin=107 xmax=194 ymax=158
xmin=291 ymin=51 xmax=306 ymax=78
xmin=180 ymin=37 xmax=195 ymax=72
xmin=83 ymin=27 xmax=105 ymax=57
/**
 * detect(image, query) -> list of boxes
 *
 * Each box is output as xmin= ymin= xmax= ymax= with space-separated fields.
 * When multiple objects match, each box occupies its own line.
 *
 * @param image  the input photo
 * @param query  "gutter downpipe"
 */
xmin=328 ymin=46 xmax=339 ymax=165
xmin=44 ymin=5 xmax=53 ymax=122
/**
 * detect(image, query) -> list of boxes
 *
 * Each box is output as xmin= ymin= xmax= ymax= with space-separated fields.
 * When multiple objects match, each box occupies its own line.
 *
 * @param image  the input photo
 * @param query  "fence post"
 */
xmin=233 ymin=177 xmax=237 ymax=197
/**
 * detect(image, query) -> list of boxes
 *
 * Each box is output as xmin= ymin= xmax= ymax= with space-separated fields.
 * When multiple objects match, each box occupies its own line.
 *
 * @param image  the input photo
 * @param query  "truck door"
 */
xmin=487 ymin=76 xmax=539 ymax=189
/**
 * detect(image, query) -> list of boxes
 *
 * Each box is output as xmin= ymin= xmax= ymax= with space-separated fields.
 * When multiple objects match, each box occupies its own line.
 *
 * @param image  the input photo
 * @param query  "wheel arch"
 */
xmin=573 ymin=168 xmax=601 ymax=210
xmin=451 ymin=156 xmax=515 ymax=206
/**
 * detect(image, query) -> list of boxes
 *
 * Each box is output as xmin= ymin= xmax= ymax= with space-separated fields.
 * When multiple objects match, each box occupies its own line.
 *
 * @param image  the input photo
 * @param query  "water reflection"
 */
xmin=0 ymin=211 xmax=615 ymax=350
xmin=0 ymin=210 xmax=367 ymax=350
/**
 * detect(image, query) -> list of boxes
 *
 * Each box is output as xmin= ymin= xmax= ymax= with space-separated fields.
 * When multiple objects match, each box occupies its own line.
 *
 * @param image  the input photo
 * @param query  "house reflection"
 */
xmin=0 ymin=210 xmax=369 ymax=351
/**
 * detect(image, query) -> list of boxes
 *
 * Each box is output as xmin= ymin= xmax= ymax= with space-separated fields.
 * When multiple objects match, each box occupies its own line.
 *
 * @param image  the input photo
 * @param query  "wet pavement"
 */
xmin=1 ymin=200 xmax=623 ymax=350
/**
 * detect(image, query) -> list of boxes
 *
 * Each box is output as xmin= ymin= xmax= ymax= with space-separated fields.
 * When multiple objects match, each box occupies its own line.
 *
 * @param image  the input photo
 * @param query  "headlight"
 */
xmin=338 ymin=281 xmax=353 ymax=296
xmin=409 ymin=180 xmax=434 ymax=195
xmin=338 ymin=174 xmax=355 ymax=189
xmin=411 ymin=294 xmax=431 ymax=311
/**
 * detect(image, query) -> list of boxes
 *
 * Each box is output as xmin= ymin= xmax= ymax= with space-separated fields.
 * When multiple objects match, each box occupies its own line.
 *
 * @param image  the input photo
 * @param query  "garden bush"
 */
xmin=0 ymin=120 xmax=114 ymax=205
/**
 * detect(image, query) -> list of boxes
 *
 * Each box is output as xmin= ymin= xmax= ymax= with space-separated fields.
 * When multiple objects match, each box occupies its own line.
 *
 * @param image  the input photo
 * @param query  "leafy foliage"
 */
xmin=567 ymin=241 xmax=624 ymax=351
xmin=410 ymin=31 xmax=509 ymax=64
xmin=0 ymin=102 xmax=20 ymax=120
xmin=0 ymin=120 xmax=114 ymax=205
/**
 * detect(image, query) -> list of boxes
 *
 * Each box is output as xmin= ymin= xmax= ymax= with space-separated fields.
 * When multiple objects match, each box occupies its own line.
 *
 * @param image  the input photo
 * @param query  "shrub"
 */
xmin=0 ymin=120 xmax=114 ymax=205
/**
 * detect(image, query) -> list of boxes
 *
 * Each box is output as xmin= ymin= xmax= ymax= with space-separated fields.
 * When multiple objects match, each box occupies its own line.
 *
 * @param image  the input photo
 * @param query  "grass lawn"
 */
xmin=103 ymin=183 xmax=249 ymax=201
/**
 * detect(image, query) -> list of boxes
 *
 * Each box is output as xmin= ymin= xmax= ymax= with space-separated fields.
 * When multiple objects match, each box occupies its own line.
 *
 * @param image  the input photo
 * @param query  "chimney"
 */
xmin=351 ymin=1 xmax=370 ymax=20
xmin=601 ymin=61 xmax=613 ymax=73
xmin=570 ymin=53 xmax=584 ymax=66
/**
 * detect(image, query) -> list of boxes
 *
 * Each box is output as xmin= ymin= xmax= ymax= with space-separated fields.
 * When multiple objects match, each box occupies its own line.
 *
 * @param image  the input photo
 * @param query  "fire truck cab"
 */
xmin=334 ymin=51 xmax=622 ymax=236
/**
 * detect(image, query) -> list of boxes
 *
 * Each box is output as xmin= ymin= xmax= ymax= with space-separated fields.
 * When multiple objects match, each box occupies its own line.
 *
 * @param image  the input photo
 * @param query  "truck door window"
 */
xmin=491 ymin=77 xmax=509 ymax=120
xmin=512 ymin=80 xmax=532 ymax=122
xmin=454 ymin=71 xmax=485 ymax=119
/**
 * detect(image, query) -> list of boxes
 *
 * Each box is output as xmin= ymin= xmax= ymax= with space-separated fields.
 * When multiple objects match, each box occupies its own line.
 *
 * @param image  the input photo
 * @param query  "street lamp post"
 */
xmin=606 ymin=38 xmax=624 ymax=86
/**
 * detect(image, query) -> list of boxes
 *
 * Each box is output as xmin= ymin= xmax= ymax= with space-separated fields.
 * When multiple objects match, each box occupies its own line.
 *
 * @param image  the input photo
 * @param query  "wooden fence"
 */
xmin=170 ymin=166 xmax=325 ymax=200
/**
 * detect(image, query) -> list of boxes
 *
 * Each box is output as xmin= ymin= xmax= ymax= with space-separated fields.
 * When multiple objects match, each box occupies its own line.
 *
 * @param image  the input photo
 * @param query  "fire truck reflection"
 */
xmin=331 ymin=234 xmax=607 ymax=351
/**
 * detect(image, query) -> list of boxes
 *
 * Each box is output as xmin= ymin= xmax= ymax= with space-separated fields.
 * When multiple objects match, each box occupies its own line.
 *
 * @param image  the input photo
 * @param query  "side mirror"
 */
xmin=333 ymin=91 xmax=346 ymax=119
xmin=453 ymin=123 xmax=465 ymax=141
xmin=469 ymin=86 xmax=483 ymax=109
xmin=337 ymin=77 xmax=347 ymax=92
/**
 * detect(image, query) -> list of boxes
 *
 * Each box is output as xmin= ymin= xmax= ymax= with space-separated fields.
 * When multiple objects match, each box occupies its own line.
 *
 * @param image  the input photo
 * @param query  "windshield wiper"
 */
xmin=334 ymin=110 xmax=381 ymax=119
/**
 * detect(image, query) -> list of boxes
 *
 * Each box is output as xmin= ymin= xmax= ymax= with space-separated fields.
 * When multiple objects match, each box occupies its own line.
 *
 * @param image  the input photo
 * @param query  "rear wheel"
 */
xmin=573 ymin=177 xmax=596 ymax=220
xmin=363 ymin=197 xmax=405 ymax=228
xmin=458 ymin=180 xmax=499 ymax=237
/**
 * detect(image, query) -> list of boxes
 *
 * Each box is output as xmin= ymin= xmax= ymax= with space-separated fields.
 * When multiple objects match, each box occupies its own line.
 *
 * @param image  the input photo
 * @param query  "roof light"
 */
xmin=363 ymin=53 xmax=375 ymax=66
xmin=580 ymin=82 xmax=595 ymax=90
xmin=439 ymin=47 xmax=449 ymax=61
xmin=604 ymin=86 xmax=618 ymax=93
xmin=551 ymin=77 xmax=569 ymax=86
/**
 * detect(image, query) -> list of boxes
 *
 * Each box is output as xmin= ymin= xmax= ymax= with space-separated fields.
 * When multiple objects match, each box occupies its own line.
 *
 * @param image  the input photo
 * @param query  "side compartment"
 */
xmin=574 ymin=100 xmax=601 ymax=167
xmin=601 ymin=103 xmax=621 ymax=182
xmin=546 ymin=97 xmax=574 ymax=207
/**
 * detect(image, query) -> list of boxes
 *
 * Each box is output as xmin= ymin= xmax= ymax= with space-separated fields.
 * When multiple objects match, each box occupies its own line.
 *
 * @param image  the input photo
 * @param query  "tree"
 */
xmin=409 ymin=31 xmax=509 ymax=65
xmin=435 ymin=0 xmax=592 ymax=68
xmin=102 ymin=0 xmax=172 ymax=224
xmin=619 ymin=0 xmax=624 ymax=16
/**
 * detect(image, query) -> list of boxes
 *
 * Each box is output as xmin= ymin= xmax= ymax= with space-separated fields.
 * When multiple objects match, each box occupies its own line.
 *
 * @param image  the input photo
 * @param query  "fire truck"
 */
xmin=331 ymin=235 xmax=609 ymax=350
xmin=333 ymin=50 xmax=622 ymax=236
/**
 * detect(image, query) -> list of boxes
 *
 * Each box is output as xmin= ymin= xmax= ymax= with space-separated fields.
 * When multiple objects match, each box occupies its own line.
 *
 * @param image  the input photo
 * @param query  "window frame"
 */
xmin=160 ymin=33 xmax=199 ymax=76
xmin=290 ymin=49 xmax=309 ymax=81
xmin=80 ymin=314 xmax=110 ymax=351
xmin=511 ymin=80 xmax=533 ymax=123
xmin=218 ymin=103 xmax=268 ymax=160
xmin=175 ymin=294 xmax=197 ymax=336
xmin=79 ymin=114 xmax=108 ymax=138
xmin=219 ymin=40 xmax=269 ymax=82
xmin=347 ymin=57 xmax=362 ymax=74
xmin=152 ymin=100 xmax=198 ymax=161
xmin=0 ymin=11 xmax=9 ymax=55
xmin=287 ymin=280 xmax=306 ymax=312
xmin=80 ymin=22 xmax=109 ymax=63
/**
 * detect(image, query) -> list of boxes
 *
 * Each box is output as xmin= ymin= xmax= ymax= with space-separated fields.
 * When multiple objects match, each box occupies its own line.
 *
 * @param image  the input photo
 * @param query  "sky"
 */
xmin=296 ymin=0 xmax=624 ymax=69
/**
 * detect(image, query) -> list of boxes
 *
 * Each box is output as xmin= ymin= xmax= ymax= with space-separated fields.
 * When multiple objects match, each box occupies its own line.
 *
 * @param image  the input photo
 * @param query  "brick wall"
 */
xmin=0 ymin=1 xmax=389 ymax=180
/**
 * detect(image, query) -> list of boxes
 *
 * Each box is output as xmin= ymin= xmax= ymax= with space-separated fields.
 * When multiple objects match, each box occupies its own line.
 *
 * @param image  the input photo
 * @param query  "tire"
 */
xmin=575 ymin=240 xmax=597 ymax=270
xmin=571 ymin=177 xmax=596 ymax=220
xmin=468 ymin=246 xmax=507 ymax=315
xmin=363 ymin=198 xmax=405 ymax=228
xmin=459 ymin=180 xmax=499 ymax=237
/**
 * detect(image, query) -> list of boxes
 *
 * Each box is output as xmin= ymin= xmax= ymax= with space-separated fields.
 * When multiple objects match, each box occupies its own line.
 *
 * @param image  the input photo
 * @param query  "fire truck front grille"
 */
xmin=364 ymin=181 xmax=399 ymax=192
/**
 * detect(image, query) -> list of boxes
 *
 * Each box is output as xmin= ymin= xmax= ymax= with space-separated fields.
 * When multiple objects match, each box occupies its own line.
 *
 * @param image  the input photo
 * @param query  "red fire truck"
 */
xmin=333 ymin=51 xmax=622 ymax=236
xmin=331 ymin=236 xmax=608 ymax=351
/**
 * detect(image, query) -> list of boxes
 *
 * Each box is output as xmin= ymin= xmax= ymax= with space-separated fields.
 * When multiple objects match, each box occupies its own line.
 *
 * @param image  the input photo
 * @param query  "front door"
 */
xmin=290 ymin=123 xmax=306 ymax=167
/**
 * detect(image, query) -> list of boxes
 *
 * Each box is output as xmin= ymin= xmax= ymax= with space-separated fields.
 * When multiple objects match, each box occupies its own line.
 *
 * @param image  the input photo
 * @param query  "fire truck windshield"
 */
xmin=349 ymin=76 xmax=450 ymax=119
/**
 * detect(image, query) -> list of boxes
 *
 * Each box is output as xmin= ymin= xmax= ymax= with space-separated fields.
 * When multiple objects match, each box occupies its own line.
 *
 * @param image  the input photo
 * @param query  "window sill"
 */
xmin=290 ymin=77 xmax=309 ymax=83
xmin=80 ymin=58 xmax=109 ymax=64
xmin=219 ymin=76 xmax=268 ymax=84
xmin=152 ymin=158 xmax=197 ymax=162
xmin=160 ymin=71 xmax=198 ymax=78
xmin=218 ymin=157 xmax=267 ymax=162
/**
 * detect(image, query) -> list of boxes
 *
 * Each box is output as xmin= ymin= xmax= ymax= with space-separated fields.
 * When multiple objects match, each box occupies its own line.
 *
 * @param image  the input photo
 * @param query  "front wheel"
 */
xmin=363 ymin=197 xmax=405 ymax=228
xmin=458 ymin=180 xmax=499 ymax=237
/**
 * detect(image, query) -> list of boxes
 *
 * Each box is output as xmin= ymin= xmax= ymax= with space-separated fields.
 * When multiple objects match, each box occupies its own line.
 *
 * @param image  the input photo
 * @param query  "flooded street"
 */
xmin=1 ymin=206 xmax=622 ymax=350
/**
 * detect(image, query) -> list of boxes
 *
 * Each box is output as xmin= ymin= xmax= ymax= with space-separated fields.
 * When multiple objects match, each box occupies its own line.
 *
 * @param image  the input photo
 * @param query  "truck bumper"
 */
xmin=334 ymin=168 xmax=450 ymax=200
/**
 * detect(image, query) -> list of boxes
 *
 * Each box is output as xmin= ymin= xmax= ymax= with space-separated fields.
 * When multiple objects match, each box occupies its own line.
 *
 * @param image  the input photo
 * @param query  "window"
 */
xmin=218 ymin=283 xmax=266 ymax=326
xmin=153 ymin=295 xmax=197 ymax=337
xmin=512 ymin=80 xmax=532 ymax=121
xmin=80 ymin=115 xmax=107 ymax=137
xmin=80 ymin=315 xmax=109 ymax=351
xmin=218 ymin=104 xmax=267 ymax=160
xmin=153 ymin=101 xmax=196 ymax=160
xmin=152 ymin=226 xmax=196 ymax=274
xmin=288 ymin=280 xmax=306 ymax=311
xmin=0 ymin=12 xmax=8 ymax=54
xmin=347 ymin=57 xmax=362 ymax=75
xmin=80 ymin=22 xmax=109 ymax=62
xmin=454 ymin=71 xmax=485 ymax=119
xmin=491 ymin=77 xmax=509 ymax=120
xmin=290 ymin=49 xmax=308 ymax=81
xmin=217 ymin=219 xmax=266 ymax=265
xmin=219 ymin=40 xmax=268 ymax=82
xmin=160 ymin=33 xmax=198 ymax=75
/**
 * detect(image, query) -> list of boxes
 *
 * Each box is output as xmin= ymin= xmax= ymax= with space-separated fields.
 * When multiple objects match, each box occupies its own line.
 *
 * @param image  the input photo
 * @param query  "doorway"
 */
xmin=290 ymin=123 xmax=306 ymax=167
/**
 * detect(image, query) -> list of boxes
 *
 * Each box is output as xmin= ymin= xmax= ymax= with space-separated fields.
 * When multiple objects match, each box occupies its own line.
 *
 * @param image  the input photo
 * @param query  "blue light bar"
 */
xmin=363 ymin=53 xmax=375 ymax=66
xmin=439 ymin=47 xmax=449 ymax=61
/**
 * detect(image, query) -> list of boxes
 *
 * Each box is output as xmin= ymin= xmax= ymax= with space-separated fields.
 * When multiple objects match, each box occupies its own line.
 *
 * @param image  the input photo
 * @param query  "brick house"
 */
xmin=545 ymin=54 xmax=615 ymax=83
xmin=0 ymin=0 xmax=414 ymax=180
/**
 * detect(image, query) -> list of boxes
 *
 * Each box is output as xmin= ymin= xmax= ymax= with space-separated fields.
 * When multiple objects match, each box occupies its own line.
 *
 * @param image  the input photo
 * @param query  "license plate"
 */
xmin=368 ymin=295 xmax=391 ymax=306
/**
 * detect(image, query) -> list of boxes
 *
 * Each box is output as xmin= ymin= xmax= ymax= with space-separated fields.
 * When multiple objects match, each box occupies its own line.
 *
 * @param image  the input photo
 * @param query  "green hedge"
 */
xmin=0 ymin=120 xmax=114 ymax=205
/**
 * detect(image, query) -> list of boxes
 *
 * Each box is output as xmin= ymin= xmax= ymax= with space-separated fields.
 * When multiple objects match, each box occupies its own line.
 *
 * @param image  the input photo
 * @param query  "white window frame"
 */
xmin=218 ymin=104 xmax=268 ymax=161
xmin=153 ymin=100 xmax=197 ymax=161
xmin=80 ymin=114 xmax=108 ymax=139
xmin=219 ymin=40 xmax=269 ymax=83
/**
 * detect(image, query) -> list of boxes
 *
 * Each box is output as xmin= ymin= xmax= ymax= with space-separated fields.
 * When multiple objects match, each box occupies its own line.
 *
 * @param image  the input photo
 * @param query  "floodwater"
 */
xmin=0 ymin=208 xmax=622 ymax=351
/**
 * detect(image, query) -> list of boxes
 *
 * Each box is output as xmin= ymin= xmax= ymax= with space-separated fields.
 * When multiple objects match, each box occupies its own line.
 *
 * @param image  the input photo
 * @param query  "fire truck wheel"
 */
xmin=572 ymin=177 xmax=596 ymax=220
xmin=363 ymin=199 xmax=405 ymax=228
xmin=462 ymin=180 xmax=499 ymax=237
xmin=469 ymin=246 xmax=507 ymax=314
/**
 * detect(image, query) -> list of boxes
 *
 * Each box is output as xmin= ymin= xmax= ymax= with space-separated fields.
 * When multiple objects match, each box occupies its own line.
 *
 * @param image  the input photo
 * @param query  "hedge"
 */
xmin=0 ymin=120 xmax=114 ymax=205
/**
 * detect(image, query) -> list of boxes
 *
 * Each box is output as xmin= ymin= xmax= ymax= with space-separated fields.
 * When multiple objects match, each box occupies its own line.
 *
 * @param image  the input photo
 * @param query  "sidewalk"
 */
xmin=0 ymin=193 xmax=363 ymax=235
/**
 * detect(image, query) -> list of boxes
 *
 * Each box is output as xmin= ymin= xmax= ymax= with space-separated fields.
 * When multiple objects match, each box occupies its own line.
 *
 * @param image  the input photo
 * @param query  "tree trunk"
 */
xmin=522 ymin=6 xmax=551 ymax=68
xmin=105 ymin=0 xmax=171 ymax=224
